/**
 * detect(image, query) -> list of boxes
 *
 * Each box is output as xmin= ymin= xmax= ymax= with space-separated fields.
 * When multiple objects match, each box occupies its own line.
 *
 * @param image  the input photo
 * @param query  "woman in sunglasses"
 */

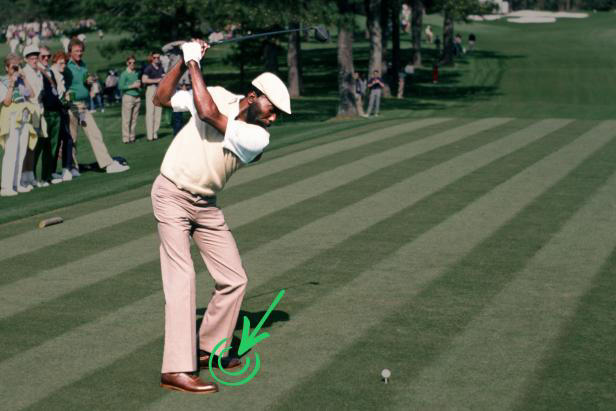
xmin=0 ymin=53 xmax=36 ymax=196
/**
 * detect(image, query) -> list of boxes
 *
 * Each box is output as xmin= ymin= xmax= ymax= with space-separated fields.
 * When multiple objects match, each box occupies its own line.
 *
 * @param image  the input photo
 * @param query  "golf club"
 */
xmin=161 ymin=26 xmax=329 ymax=54
xmin=209 ymin=25 xmax=330 ymax=46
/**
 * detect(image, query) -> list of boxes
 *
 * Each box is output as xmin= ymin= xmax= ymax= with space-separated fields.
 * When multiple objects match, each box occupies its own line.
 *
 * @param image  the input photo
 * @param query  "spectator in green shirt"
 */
xmin=65 ymin=38 xmax=129 ymax=174
xmin=118 ymin=55 xmax=141 ymax=143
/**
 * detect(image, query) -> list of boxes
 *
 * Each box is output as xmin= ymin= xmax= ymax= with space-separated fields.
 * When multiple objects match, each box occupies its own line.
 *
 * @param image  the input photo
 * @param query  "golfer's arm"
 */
xmin=153 ymin=58 xmax=185 ymax=108
xmin=187 ymin=61 xmax=227 ymax=134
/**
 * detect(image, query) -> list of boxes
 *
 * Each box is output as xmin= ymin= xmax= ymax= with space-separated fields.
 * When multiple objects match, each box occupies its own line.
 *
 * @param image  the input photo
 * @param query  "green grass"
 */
xmin=1 ymin=12 xmax=616 ymax=411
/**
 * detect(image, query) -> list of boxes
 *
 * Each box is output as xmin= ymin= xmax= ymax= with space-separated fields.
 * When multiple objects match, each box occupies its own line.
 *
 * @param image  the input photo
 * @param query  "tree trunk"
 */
xmin=337 ymin=0 xmax=358 ymax=117
xmin=263 ymin=39 xmax=279 ymax=73
xmin=411 ymin=0 xmax=423 ymax=66
xmin=239 ymin=41 xmax=245 ymax=89
xmin=287 ymin=22 xmax=303 ymax=97
xmin=365 ymin=0 xmax=383 ymax=76
xmin=390 ymin=0 xmax=401 ymax=97
xmin=380 ymin=0 xmax=391 ymax=96
xmin=380 ymin=0 xmax=389 ymax=61
xmin=440 ymin=10 xmax=454 ymax=65
xmin=562 ymin=0 xmax=571 ymax=10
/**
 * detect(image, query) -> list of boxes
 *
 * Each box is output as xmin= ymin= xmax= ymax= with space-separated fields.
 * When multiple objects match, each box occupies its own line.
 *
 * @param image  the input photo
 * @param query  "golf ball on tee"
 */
xmin=381 ymin=369 xmax=391 ymax=379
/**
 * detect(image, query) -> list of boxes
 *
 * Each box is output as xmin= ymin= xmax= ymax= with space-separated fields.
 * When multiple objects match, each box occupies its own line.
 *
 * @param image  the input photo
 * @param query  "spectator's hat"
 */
xmin=251 ymin=72 xmax=291 ymax=115
xmin=23 ymin=45 xmax=40 ymax=57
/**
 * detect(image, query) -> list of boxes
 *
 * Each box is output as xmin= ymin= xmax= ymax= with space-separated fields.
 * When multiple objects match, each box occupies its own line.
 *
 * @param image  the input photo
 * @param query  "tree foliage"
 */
xmin=0 ymin=0 xmax=84 ymax=27
xmin=86 ymin=0 xmax=335 ymax=51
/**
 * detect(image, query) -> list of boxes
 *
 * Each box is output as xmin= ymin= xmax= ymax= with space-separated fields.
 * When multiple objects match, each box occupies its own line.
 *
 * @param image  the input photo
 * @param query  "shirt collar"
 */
xmin=228 ymin=94 xmax=243 ymax=120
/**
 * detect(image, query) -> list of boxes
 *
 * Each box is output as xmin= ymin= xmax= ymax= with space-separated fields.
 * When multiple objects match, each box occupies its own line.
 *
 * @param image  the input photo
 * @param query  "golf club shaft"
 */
xmin=210 ymin=27 xmax=312 ymax=46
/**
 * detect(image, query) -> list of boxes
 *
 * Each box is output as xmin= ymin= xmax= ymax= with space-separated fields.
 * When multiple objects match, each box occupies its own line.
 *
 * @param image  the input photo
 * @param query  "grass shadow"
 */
xmin=196 ymin=308 xmax=290 ymax=358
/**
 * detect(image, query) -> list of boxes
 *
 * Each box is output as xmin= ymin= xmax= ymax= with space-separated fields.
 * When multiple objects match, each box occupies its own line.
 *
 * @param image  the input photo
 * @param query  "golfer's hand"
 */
xmin=182 ymin=41 xmax=203 ymax=68
xmin=191 ymin=38 xmax=210 ymax=58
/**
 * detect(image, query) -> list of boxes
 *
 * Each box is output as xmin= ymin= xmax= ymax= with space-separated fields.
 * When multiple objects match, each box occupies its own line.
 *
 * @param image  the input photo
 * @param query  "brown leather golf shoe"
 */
xmin=160 ymin=372 xmax=218 ymax=394
xmin=199 ymin=350 xmax=243 ymax=371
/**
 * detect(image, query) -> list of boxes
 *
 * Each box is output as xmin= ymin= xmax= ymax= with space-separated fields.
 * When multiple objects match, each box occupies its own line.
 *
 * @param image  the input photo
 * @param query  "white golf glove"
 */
xmin=182 ymin=42 xmax=202 ymax=68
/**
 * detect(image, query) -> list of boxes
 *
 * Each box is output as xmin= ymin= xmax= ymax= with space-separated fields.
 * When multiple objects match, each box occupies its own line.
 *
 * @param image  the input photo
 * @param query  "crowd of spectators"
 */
xmin=5 ymin=21 xmax=61 ymax=55
xmin=0 ymin=38 xmax=130 ymax=197
xmin=0 ymin=33 xmax=195 ymax=197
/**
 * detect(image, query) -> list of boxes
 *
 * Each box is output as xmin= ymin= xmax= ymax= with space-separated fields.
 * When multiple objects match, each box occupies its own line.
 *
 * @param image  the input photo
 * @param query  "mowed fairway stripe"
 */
xmin=0 ymin=118 xmax=524 ymax=364
xmin=0 ymin=118 xmax=504 ymax=316
xmin=232 ymin=121 xmax=616 ymax=411
xmin=227 ymin=117 xmax=452 ymax=187
xmin=398 ymin=170 xmax=616 ymax=410
xmin=0 ymin=118 xmax=450 ymax=259
xmin=62 ymin=118 xmax=575 ymax=410
xmin=0 ymin=117 xmax=493 ymax=361
xmin=223 ymin=118 xmax=511 ymax=227
xmin=514 ymin=252 xmax=616 ymax=409
xmin=269 ymin=121 xmax=616 ymax=410
xmin=2 ymin=118 xmax=566 ymax=408
xmin=0 ymin=119 xmax=410 ymax=238
xmin=0 ymin=119 xmax=458 ymax=287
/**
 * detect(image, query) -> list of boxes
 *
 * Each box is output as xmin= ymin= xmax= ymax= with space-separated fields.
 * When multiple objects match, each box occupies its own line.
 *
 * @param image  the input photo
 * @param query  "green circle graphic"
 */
xmin=208 ymin=338 xmax=261 ymax=386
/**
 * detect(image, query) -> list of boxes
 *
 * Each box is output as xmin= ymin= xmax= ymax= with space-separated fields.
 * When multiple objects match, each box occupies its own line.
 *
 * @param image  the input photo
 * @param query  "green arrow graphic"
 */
xmin=237 ymin=289 xmax=285 ymax=356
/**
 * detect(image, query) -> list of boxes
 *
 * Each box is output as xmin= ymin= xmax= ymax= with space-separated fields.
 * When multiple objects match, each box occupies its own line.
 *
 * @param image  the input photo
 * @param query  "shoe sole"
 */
xmin=159 ymin=383 xmax=218 ymax=394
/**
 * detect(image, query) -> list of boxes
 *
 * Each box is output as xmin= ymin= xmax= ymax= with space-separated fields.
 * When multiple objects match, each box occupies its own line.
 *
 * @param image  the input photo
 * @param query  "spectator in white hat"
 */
xmin=150 ymin=39 xmax=290 ymax=394
xmin=21 ymin=44 xmax=45 ymax=188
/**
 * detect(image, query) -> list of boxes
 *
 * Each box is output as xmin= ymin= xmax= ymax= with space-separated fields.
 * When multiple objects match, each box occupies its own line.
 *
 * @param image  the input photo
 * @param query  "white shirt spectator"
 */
xmin=0 ymin=80 xmax=7 ymax=101
xmin=61 ymin=36 xmax=70 ymax=52
xmin=22 ymin=65 xmax=43 ymax=103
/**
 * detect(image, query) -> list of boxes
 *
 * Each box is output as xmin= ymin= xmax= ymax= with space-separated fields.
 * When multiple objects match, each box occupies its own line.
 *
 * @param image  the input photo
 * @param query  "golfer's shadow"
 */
xmin=196 ymin=308 xmax=290 ymax=357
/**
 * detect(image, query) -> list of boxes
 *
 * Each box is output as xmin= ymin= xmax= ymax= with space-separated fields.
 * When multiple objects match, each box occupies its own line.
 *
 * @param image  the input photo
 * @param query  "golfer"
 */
xmin=152 ymin=39 xmax=291 ymax=394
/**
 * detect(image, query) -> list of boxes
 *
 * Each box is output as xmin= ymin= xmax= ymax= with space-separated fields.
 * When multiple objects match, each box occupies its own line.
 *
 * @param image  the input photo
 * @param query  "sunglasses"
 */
xmin=40 ymin=55 xmax=51 ymax=59
xmin=128 ymin=61 xmax=135 ymax=64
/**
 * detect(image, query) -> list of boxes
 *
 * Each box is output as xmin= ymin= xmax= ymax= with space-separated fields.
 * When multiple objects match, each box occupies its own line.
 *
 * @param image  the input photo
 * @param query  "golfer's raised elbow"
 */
xmin=153 ymin=92 xmax=170 ymax=108
xmin=195 ymin=102 xmax=220 ymax=123
xmin=197 ymin=107 xmax=226 ymax=134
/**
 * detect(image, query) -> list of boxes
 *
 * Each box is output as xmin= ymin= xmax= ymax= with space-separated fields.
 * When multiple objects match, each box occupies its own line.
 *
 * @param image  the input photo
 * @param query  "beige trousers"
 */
xmin=151 ymin=175 xmax=248 ymax=373
xmin=69 ymin=101 xmax=113 ymax=168
xmin=145 ymin=86 xmax=162 ymax=140
xmin=121 ymin=94 xmax=141 ymax=143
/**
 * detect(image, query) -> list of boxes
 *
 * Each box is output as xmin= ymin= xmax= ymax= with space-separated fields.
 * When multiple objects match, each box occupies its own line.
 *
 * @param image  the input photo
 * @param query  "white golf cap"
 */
xmin=251 ymin=72 xmax=291 ymax=115
xmin=23 ymin=45 xmax=40 ymax=57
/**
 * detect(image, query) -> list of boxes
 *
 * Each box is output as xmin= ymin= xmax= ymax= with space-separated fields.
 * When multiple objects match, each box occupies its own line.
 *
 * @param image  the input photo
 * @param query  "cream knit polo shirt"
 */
xmin=160 ymin=86 xmax=270 ymax=196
